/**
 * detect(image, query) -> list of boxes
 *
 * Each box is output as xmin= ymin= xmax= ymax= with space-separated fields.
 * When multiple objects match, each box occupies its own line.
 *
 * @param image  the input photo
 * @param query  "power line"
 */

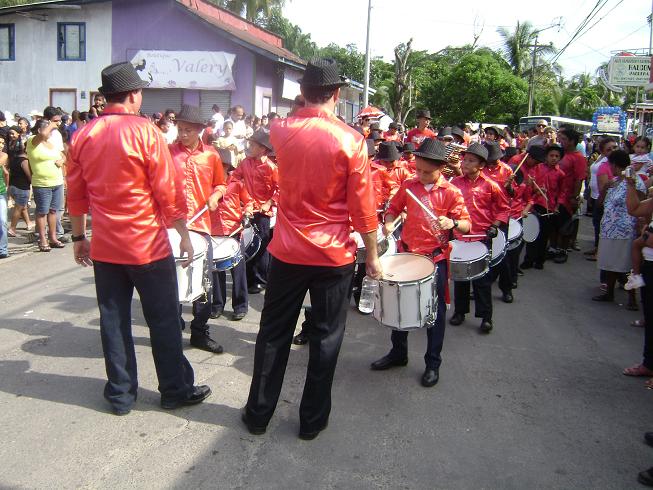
xmin=556 ymin=23 xmax=648 ymax=61
xmin=548 ymin=0 xmax=609 ymax=64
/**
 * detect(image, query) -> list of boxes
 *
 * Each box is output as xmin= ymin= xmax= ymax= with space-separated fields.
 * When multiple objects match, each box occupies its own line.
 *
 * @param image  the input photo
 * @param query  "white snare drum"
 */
xmin=373 ymin=253 xmax=436 ymax=331
xmin=241 ymin=226 xmax=261 ymax=262
xmin=354 ymin=225 xmax=390 ymax=264
xmin=269 ymin=214 xmax=276 ymax=229
xmin=167 ymin=229 xmax=208 ymax=303
xmin=449 ymin=240 xmax=490 ymax=281
xmin=211 ymin=236 xmax=242 ymax=271
xmin=522 ymin=213 xmax=540 ymax=243
xmin=490 ymin=230 xmax=507 ymax=267
xmin=507 ymin=218 xmax=523 ymax=251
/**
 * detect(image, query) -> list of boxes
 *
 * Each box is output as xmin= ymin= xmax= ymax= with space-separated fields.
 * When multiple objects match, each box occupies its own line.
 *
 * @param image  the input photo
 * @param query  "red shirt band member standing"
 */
xmin=67 ymin=62 xmax=210 ymax=415
xmin=405 ymin=109 xmax=437 ymax=147
xmin=243 ymin=59 xmax=380 ymax=440
xmin=450 ymin=143 xmax=510 ymax=334
xmin=371 ymin=138 xmax=471 ymax=387
xmin=169 ymin=104 xmax=226 ymax=354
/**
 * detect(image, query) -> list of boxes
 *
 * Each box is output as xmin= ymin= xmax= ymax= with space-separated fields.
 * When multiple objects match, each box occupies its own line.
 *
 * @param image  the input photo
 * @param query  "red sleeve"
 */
xmin=492 ymin=181 xmax=510 ymax=224
xmin=212 ymin=152 xmax=226 ymax=194
xmin=347 ymin=139 xmax=377 ymax=233
xmin=386 ymin=180 xmax=408 ymax=217
xmin=449 ymin=188 xmax=470 ymax=222
xmin=65 ymin=134 xmax=89 ymax=216
xmin=556 ymin=170 xmax=568 ymax=206
xmin=575 ymin=154 xmax=587 ymax=181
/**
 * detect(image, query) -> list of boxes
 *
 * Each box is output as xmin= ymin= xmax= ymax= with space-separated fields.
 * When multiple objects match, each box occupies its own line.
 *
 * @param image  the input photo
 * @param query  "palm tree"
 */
xmin=212 ymin=0 xmax=285 ymax=22
xmin=497 ymin=21 xmax=556 ymax=78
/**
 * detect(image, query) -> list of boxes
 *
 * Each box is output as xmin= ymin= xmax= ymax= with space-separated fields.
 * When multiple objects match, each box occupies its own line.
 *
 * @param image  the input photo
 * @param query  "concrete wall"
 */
xmin=0 ymin=2 xmax=112 ymax=116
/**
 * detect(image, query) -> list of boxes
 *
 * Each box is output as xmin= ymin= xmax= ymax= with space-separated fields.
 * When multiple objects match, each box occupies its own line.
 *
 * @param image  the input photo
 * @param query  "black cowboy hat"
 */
xmin=298 ymin=58 xmax=349 ymax=88
xmin=413 ymin=138 xmax=447 ymax=163
xmin=464 ymin=142 xmax=489 ymax=162
xmin=369 ymin=130 xmax=384 ymax=141
xmin=402 ymin=142 xmax=416 ymax=153
xmin=98 ymin=62 xmax=149 ymax=95
xmin=528 ymin=145 xmax=547 ymax=163
xmin=176 ymin=105 xmax=204 ymax=125
xmin=483 ymin=141 xmax=504 ymax=162
xmin=416 ymin=109 xmax=431 ymax=119
xmin=248 ymin=130 xmax=274 ymax=151
xmin=365 ymin=139 xmax=377 ymax=157
xmin=377 ymin=141 xmax=401 ymax=162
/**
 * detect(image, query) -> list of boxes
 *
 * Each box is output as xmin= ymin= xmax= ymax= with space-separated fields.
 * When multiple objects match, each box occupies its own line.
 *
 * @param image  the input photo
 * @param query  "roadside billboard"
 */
xmin=608 ymin=55 xmax=652 ymax=87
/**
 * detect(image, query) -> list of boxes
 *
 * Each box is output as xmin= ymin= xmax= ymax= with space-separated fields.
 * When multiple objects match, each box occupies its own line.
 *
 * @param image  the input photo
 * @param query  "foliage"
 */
xmin=210 ymin=0 xmax=284 ymax=22
xmin=257 ymin=6 xmax=318 ymax=59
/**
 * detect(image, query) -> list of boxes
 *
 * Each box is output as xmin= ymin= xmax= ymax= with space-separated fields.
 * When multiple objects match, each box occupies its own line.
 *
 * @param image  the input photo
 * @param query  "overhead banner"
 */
xmin=608 ymin=55 xmax=652 ymax=87
xmin=130 ymin=50 xmax=236 ymax=90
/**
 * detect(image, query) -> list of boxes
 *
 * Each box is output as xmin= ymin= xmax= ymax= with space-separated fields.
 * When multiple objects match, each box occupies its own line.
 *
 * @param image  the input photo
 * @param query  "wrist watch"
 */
xmin=71 ymin=234 xmax=86 ymax=242
xmin=452 ymin=219 xmax=459 ymax=230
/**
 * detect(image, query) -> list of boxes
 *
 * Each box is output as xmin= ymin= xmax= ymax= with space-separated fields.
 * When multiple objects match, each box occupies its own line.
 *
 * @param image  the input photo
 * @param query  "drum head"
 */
xmin=167 ymin=229 xmax=207 ymax=259
xmin=450 ymin=240 xmax=488 ymax=261
xmin=211 ymin=236 xmax=240 ymax=259
xmin=241 ymin=226 xmax=254 ymax=248
xmin=491 ymin=231 xmax=507 ymax=260
xmin=522 ymin=214 xmax=540 ymax=243
xmin=379 ymin=253 xmax=435 ymax=282
xmin=508 ymin=218 xmax=523 ymax=241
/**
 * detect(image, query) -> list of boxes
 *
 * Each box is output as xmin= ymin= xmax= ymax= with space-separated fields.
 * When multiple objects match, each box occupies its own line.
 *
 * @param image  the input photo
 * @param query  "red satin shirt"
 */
xmin=401 ymin=156 xmax=416 ymax=176
xmin=406 ymin=128 xmax=437 ymax=147
xmin=558 ymin=151 xmax=587 ymax=211
xmin=210 ymin=179 xmax=254 ymax=236
xmin=67 ymin=104 xmax=186 ymax=265
xmin=531 ymin=163 xmax=566 ymax=211
xmin=268 ymin=106 xmax=377 ymax=266
xmin=386 ymin=175 xmax=470 ymax=263
xmin=452 ymin=173 xmax=510 ymax=233
xmin=371 ymin=162 xmax=393 ymax=213
xmin=230 ymin=155 xmax=278 ymax=216
xmin=482 ymin=161 xmax=513 ymax=189
xmin=169 ymin=141 xmax=225 ymax=235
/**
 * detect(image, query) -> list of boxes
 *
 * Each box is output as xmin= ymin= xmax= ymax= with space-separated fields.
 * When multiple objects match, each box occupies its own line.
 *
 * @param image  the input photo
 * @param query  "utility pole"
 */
xmin=527 ymin=35 xmax=538 ymax=116
xmin=362 ymin=0 xmax=372 ymax=108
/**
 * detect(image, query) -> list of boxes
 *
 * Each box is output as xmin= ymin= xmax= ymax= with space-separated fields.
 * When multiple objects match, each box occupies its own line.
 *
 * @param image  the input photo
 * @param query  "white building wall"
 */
xmin=0 ymin=2 xmax=112 ymax=117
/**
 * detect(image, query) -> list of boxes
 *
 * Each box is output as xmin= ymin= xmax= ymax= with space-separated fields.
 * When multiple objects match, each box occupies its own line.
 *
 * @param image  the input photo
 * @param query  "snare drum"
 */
xmin=506 ymin=218 xmax=523 ymax=251
xmin=373 ymin=253 xmax=436 ymax=331
xmin=167 ymin=229 xmax=208 ymax=303
xmin=241 ymin=226 xmax=261 ymax=262
xmin=522 ymin=213 xmax=540 ymax=243
xmin=354 ymin=225 xmax=390 ymax=264
xmin=211 ymin=236 xmax=243 ymax=271
xmin=490 ymin=230 xmax=507 ymax=267
xmin=449 ymin=240 xmax=490 ymax=281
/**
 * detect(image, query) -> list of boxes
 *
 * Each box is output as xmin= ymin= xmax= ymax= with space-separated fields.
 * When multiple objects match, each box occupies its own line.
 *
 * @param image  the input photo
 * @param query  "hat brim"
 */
xmin=462 ymin=150 xmax=487 ymax=162
xmin=176 ymin=118 xmax=205 ymax=126
xmin=247 ymin=137 xmax=273 ymax=151
xmin=98 ymin=79 xmax=149 ymax=95
xmin=413 ymin=152 xmax=447 ymax=164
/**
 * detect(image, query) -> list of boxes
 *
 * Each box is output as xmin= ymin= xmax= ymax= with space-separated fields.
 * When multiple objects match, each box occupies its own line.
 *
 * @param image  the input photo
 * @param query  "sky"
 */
xmin=282 ymin=0 xmax=652 ymax=80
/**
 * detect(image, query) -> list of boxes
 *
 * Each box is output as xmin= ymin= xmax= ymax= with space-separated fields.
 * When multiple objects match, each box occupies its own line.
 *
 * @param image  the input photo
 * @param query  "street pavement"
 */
xmin=0 ymin=218 xmax=652 ymax=489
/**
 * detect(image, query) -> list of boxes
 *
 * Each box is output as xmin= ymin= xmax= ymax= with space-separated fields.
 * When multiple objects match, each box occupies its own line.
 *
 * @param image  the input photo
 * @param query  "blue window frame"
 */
xmin=0 ymin=24 xmax=15 ymax=61
xmin=57 ymin=22 xmax=85 ymax=61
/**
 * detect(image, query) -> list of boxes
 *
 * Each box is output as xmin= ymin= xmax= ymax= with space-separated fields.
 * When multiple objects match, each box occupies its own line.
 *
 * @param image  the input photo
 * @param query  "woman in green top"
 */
xmin=26 ymin=119 xmax=66 ymax=252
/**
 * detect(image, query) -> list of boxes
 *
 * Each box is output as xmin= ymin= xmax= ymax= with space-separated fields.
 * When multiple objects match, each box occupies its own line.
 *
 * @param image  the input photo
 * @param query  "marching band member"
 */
xmin=370 ymin=138 xmax=471 ymax=387
xmin=450 ymin=143 xmax=510 ymax=333
xmin=451 ymin=126 xmax=466 ymax=146
xmin=505 ymin=158 xmax=533 ymax=289
xmin=230 ymin=130 xmax=279 ymax=294
xmin=383 ymin=122 xmax=402 ymax=142
xmin=401 ymin=142 xmax=417 ymax=176
xmin=169 ymin=105 xmax=226 ymax=354
xmin=375 ymin=141 xmax=411 ymax=203
xmin=482 ymin=141 xmax=515 ymax=303
xmin=521 ymin=145 xmax=565 ymax=270
xmin=405 ymin=110 xmax=436 ymax=147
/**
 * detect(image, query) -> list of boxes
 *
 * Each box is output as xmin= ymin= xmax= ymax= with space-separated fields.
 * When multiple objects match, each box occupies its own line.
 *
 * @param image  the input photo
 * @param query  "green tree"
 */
xmin=258 ymin=7 xmax=318 ymax=59
xmin=497 ymin=21 xmax=555 ymax=78
xmin=210 ymin=0 xmax=284 ymax=22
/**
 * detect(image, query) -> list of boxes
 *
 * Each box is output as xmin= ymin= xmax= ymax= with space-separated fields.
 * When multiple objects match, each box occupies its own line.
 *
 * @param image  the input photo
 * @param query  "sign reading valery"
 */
xmin=130 ymin=50 xmax=236 ymax=90
xmin=608 ymin=55 xmax=652 ymax=87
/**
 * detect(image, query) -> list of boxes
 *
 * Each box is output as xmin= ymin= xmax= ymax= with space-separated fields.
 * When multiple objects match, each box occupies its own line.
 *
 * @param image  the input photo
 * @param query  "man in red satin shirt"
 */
xmin=243 ymin=59 xmax=381 ymax=440
xmin=67 ymin=62 xmax=210 ymax=415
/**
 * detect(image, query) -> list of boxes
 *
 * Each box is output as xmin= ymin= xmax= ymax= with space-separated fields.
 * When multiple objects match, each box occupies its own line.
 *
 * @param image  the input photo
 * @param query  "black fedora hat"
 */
xmin=413 ymin=138 xmax=447 ymax=163
xmin=98 ymin=62 xmax=149 ymax=95
xmin=483 ymin=141 xmax=504 ymax=162
xmin=504 ymin=147 xmax=518 ymax=159
xmin=464 ymin=142 xmax=489 ymax=162
xmin=388 ymin=121 xmax=400 ymax=130
xmin=439 ymin=127 xmax=453 ymax=140
xmin=176 ymin=105 xmax=204 ymax=125
xmin=528 ymin=145 xmax=547 ymax=163
xmin=451 ymin=126 xmax=465 ymax=140
xmin=369 ymin=130 xmax=384 ymax=141
xmin=248 ymin=130 xmax=273 ymax=151
xmin=298 ymin=58 xmax=349 ymax=88
xmin=485 ymin=126 xmax=504 ymax=139
xmin=377 ymin=141 xmax=401 ymax=162
xmin=402 ymin=142 xmax=416 ymax=153
xmin=416 ymin=109 xmax=431 ymax=119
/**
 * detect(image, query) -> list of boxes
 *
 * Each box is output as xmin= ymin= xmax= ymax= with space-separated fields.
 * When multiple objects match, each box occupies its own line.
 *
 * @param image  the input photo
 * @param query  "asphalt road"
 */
xmin=0 ymin=218 xmax=652 ymax=489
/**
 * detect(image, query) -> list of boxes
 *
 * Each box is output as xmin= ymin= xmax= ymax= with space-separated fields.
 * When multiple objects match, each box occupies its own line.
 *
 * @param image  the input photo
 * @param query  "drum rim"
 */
xmin=378 ymin=252 xmax=435 ymax=282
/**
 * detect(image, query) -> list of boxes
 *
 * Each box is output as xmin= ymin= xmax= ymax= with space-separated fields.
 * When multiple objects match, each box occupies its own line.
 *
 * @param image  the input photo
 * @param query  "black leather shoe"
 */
xmin=248 ymin=284 xmax=265 ymax=294
xmin=161 ymin=385 xmax=211 ymax=409
xmin=241 ymin=408 xmax=266 ymax=435
xmin=112 ymin=406 xmax=131 ymax=416
xmin=517 ymin=268 xmax=524 ymax=276
xmin=209 ymin=309 xmax=223 ymax=319
xmin=638 ymin=467 xmax=653 ymax=487
xmin=534 ymin=263 xmax=544 ymax=270
xmin=421 ymin=368 xmax=439 ymax=387
xmin=511 ymin=282 xmax=518 ymax=289
xmin=232 ymin=311 xmax=246 ymax=321
xmin=502 ymin=292 xmax=514 ymax=303
xmin=520 ymin=261 xmax=532 ymax=270
xmin=553 ymin=252 xmax=568 ymax=264
xmin=293 ymin=331 xmax=308 ymax=345
xmin=190 ymin=335 xmax=224 ymax=354
xmin=370 ymin=354 xmax=408 ymax=371
xmin=480 ymin=318 xmax=493 ymax=333
xmin=449 ymin=313 xmax=465 ymax=326
xmin=645 ymin=432 xmax=653 ymax=447
xmin=299 ymin=421 xmax=328 ymax=441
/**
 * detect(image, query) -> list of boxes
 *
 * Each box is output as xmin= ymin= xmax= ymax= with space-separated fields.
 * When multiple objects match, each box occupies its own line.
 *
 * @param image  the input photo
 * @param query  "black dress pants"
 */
xmin=246 ymin=213 xmax=271 ymax=287
xmin=524 ymin=205 xmax=553 ymax=266
xmin=245 ymin=257 xmax=355 ymax=433
xmin=453 ymin=271 xmax=493 ymax=320
xmin=641 ymin=261 xmax=653 ymax=370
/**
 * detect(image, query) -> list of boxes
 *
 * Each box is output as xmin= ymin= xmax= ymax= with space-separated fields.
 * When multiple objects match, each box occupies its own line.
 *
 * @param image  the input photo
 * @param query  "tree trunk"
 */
xmin=392 ymin=39 xmax=413 ymax=124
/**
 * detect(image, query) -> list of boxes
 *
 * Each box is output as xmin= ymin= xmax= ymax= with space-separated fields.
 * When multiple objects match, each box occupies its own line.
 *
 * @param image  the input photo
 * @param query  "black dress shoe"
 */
xmin=299 ymin=421 xmax=328 ymax=441
xmin=190 ymin=335 xmax=224 ymax=354
xmin=112 ymin=406 xmax=131 ymax=416
xmin=591 ymin=293 xmax=613 ymax=302
xmin=293 ymin=331 xmax=308 ymax=345
xmin=511 ymin=282 xmax=518 ymax=289
xmin=161 ymin=385 xmax=211 ymax=409
xmin=232 ymin=311 xmax=246 ymax=321
xmin=449 ymin=313 xmax=465 ymax=326
xmin=639 ymin=467 xmax=653 ymax=487
xmin=517 ymin=268 xmax=524 ymax=276
xmin=520 ymin=261 xmax=532 ymax=270
xmin=421 ymin=368 xmax=439 ymax=387
xmin=480 ymin=318 xmax=493 ymax=333
xmin=645 ymin=432 xmax=653 ymax=447
xmin=553 ymin=252 xmax=568 ymax=264
xmin=248 ymin=284 xmax=265 ymax=294
xmin=502 ymin=292 xmax=514 ymax=303
xmin=370 ymin=354 xmax=408 ymax=371
xmin=533 ymin=263 xmax=544 ymax=270
xmin=209 ymin=309 xmax=223 ymax=319
xmin=241 ymin=408 xmax=266 ymax=435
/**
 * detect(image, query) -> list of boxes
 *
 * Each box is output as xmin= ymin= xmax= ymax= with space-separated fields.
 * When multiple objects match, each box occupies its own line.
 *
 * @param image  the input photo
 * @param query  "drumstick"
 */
xmin=389 ymin=214 xmax=403 ymax=232
xmin=228 ymin=226 xmax=243 ymax=238
xmin=187 ymin=205 xmax=208 ymax=226
xmin=462 ymin=234 xmax=487 ymax=238
xmin=531 ymin=180 xmax=552 ymax=212
xmin=513 ymin=152 xmax=529 ymax=175
xmin=406 ymin=189 xmax=439 ymax=221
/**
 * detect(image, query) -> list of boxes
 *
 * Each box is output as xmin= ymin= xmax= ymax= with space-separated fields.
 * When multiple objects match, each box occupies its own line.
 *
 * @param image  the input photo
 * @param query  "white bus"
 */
xmin=519 ymin=115 xmax=593 ymax=134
